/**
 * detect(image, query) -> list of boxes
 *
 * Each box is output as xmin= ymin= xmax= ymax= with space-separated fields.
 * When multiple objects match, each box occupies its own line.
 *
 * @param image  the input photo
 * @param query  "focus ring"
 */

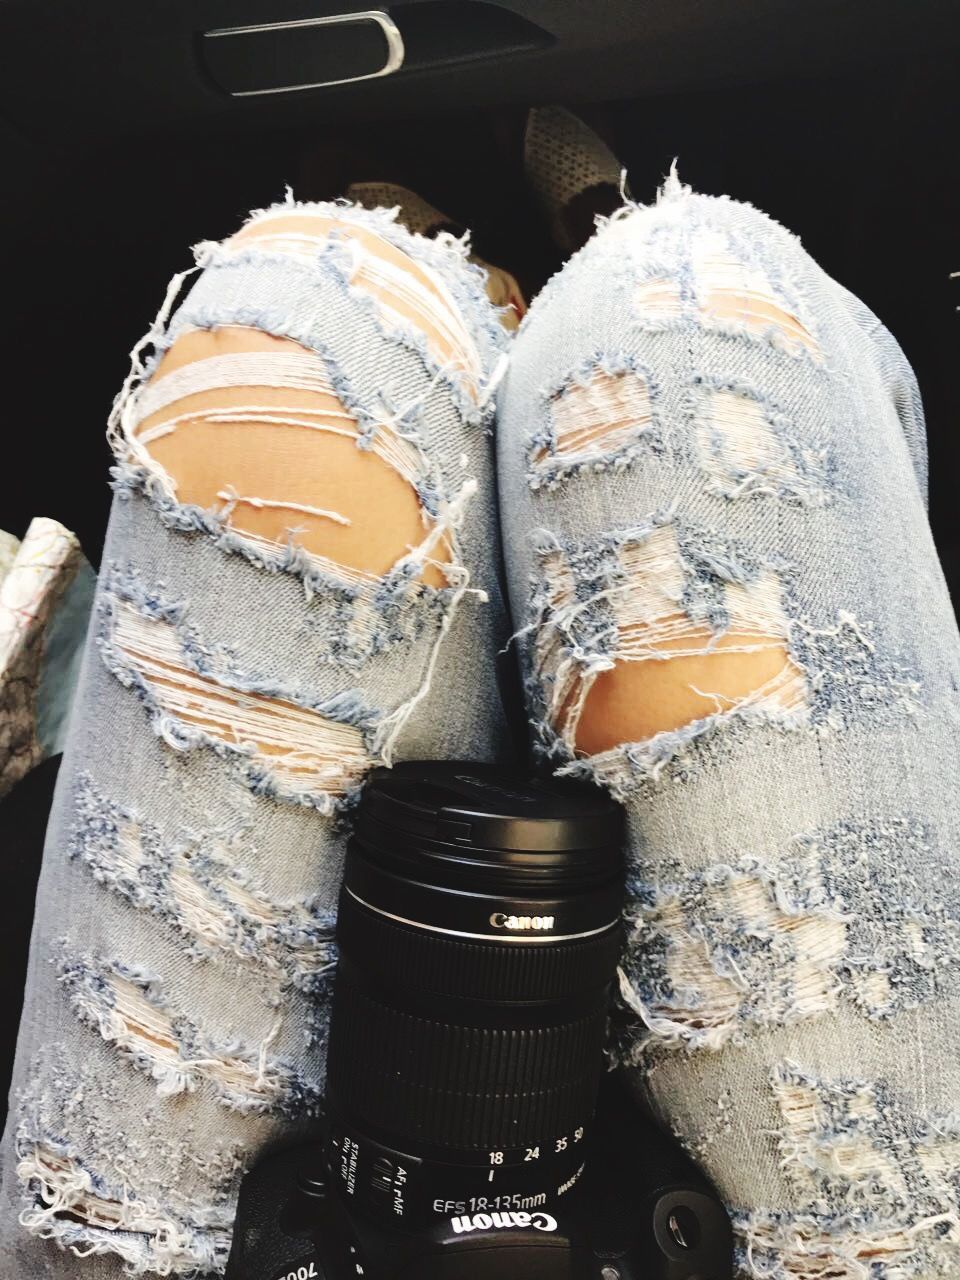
xmin=336 ymin=888 xmax=622 ymax=1003
xmin=326 ymin=976 xmax=606 ymax=1151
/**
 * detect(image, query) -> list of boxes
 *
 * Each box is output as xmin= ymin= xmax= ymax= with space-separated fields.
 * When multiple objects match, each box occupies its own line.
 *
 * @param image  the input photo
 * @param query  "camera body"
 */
xmin=224 ymin=765 xmax=732 ymax=1280
xmin=226 ymin=1069 xmax=732 ymax=1280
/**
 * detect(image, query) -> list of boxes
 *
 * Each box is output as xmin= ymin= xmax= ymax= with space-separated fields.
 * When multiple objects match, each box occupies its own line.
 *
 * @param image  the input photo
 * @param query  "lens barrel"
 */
xmin=324 ymin=763 xmax=624 ymax=1228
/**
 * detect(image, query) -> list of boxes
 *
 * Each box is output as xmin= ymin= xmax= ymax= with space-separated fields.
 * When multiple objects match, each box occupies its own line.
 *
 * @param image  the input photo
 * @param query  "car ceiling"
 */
xmin=1 ymin=0 xmax=957 ymax=148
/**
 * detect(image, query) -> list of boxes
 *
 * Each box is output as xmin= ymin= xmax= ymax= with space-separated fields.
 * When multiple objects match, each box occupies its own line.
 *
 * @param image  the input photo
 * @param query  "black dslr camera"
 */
xmin=226 ymin=764 xmax=732 ymax=1280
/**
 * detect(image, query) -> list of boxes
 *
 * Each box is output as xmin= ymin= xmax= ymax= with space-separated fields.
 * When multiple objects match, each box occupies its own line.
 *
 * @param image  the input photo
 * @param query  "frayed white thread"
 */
xmin=231 ymin=212 xmax=483 ymax=392
xmin=255 ymin=1010 xmax=283 ymax=1093
xmin=80 ymin=811 xmax=336 ymax=983
xmin=106 ymin=249 xmax=215 ymax=480
xmin=687 ymin=684 xmax=730 ymax=714
xmin=374 ymin=477 xmax=484 ymax=764
xmin=18 ymin=1144 xmax=231 ymax=1275
xmin=536 ymin=368 xmax=653 ymax=473
xmin=215 ymin=488 xmax=351 ymax=526
xmin=658 ymin=159 xmax=690 ymax=204
xmin=537 ymin=527 xmax=804 ymax=751
xmin=477 ymin=351 xmax=510 ymax=410
xmin=130 ymin=348 xmax=425 ymax=496
xmin=691 ymin=229 xmax=819 ymax=356
xmin=739 ymin=1206 xmax=960 ymax=1280
xmin=132 ymin=350 xmax=339 ymax=425
xmin=699 ymin=389 xmax=798 ymax=495
xmin=619 ymin=871 xmax=846 ymax=1052
xmin=61 ymin=963 xmax=300 ymax=1108
xmin=351 ymin=243 xmax=482 ymax=386
xmin=793 ymin=610 xmax=876 ymax=652
xmin=112 ymin=602 xmax=370 ymax=799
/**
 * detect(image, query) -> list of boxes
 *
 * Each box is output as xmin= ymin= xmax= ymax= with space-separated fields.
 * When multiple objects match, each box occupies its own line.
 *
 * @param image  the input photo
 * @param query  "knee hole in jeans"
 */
xmin=535 ymin=526 xmax=806 ymax=756
xmin=107 ymin=595 xmax=371 ymax=804
xmin=529 ymin=366 xmax=655 ymax=487
xmin=634 ymin=226 xmax=819 ymax=359
xmin=134 ymin=327 xmax=451 ymax=587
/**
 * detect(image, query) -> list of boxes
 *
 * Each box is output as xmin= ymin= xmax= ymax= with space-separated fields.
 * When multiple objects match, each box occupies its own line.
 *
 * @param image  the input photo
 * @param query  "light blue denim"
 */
xmin=0 ymin=199 xmax=513 ymax=1277
xmin=3 ymin=176 xmax=959 ymax=1280
xmin=499 ymin=176 xmax=960 ymax=1279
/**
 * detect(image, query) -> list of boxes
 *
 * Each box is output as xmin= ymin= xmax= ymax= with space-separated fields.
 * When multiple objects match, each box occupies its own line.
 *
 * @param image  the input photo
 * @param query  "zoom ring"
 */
xmin=326 ymin=978 xmax=607 ymax=1151
xmin=337 ymin=890 xmax=622 ymax=1003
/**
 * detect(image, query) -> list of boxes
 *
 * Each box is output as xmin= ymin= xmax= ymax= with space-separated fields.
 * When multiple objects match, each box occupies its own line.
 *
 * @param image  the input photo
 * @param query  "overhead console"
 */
xmin=0 ymin=0 xmax=955 ymax=144
xmin=200 ymin=5 xmax=551 ymax=98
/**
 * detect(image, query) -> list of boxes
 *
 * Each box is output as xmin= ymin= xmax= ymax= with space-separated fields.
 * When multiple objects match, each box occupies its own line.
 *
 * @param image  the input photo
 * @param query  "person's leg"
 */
xmin=498 ymin=172 xmax=959 ymax=1277
xmin=0 ymin=198 xmax=511 ymax=1276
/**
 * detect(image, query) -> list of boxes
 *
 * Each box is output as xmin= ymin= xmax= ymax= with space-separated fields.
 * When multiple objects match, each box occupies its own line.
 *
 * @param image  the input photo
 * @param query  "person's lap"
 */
xmin=3 ymin=179 xmax=958 ymax=1280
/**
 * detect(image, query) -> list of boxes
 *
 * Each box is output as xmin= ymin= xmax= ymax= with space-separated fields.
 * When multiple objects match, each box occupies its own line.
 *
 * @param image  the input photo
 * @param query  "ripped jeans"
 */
xmin=3 ymin=176 xmax=958 ymax=1280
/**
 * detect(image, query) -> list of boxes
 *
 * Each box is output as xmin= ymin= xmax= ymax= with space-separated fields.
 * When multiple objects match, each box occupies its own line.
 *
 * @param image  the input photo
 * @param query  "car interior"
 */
xmin=1 ymin=0 xmax=958 ymax=1171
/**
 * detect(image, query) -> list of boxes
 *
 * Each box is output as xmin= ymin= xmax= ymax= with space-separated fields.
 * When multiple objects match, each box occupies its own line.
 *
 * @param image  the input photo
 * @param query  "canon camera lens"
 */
xmin=324 ymin=762 xmax=625 ymax=1230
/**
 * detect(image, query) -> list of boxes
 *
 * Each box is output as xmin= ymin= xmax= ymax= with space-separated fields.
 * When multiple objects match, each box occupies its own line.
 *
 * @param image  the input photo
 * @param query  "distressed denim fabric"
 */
xmin=498 ymin=176 xmax=960 ymax=1277
xmin=4 ymin=176 xmax=958 ymax=1280
xmin=0 ymin=199 xmax=512 ymax=1276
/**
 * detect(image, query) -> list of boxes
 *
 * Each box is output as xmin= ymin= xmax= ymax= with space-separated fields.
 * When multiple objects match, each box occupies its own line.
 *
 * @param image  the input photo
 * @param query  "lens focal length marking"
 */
xmin=329 ymin=1119 xmax=589 ymax=1232
xmin=344 ymin=886 xmax=616 ymax=943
